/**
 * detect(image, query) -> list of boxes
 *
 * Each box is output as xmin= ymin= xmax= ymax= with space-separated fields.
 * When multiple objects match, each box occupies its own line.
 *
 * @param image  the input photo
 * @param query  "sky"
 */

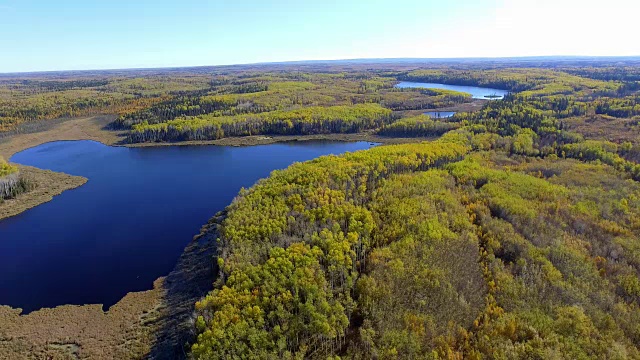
xmin=1 ymin=0 xmax=639 ymax=73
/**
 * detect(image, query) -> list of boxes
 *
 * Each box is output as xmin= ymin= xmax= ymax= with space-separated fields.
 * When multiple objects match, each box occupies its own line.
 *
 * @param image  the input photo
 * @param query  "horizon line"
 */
xmin=2 ymin=55 xmax=640 ymax=76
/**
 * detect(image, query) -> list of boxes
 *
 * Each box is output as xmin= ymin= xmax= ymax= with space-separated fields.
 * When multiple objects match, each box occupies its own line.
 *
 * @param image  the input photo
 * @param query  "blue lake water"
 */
xmin=0 ymin=140 xmax=376 ymax=313
xmin=423 ymin=111 xmax=456 ymax=118
xmin=396 ymin=81 xmax=509 ymax=99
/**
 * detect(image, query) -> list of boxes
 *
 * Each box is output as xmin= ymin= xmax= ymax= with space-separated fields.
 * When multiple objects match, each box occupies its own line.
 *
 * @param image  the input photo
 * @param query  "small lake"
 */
xmin=396 ymin=81 xmax=509 ymax=99
xmin=0 ymin=140 xmax=376 ymax=313
xmin=423 ymin=111 xmax=456 ymax=119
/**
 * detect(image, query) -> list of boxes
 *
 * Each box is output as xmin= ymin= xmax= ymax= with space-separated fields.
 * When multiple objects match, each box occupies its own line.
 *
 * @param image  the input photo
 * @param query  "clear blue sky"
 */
xmin=1 ymin=0 xmax=638 ymax=72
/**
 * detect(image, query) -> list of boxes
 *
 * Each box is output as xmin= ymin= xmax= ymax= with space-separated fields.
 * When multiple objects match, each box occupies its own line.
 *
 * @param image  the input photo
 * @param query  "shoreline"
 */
xmin=124 ymin=131 xmax=435 ymax=149
xmin=0 ymin=117 xmax=432 ymax=159
xmin=0 ymin=116 xmax=437 ymax=357
xmin=0 ymin=115 xmax=434 ymax=221
xmin=0 ymin=211 xmax=223 ymax=359
xmin=1 ymin=104 xmax=480 ymax=158
xmin=0 ymin=115 xmax=123 ymax=159
xmin=0 ymin=119 xmax=420 ymax=357
xmin=0 ymin=165 xmax=87 ymax=221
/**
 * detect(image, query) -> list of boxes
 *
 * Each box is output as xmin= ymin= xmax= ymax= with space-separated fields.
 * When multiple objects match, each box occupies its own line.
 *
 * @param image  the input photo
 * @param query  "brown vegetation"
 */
xmin=0 ymin=212 xmax=223 ymax=360
xmin=0 ymin=166 xmax=86 ymax=221
xmin=0 ymin=115 xmax=122 ymax=159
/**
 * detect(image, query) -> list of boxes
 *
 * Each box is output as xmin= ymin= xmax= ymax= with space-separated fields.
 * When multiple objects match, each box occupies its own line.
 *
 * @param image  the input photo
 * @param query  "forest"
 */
xmin=183 ymin=64 xmax=640 ymax=358
xmin=115 ymin=74 xmax=472 ymax=142
xmin=2 ymin=60 xmax=640 ymax=359
xmin=192 ymin=132 xmax=640 ymax=359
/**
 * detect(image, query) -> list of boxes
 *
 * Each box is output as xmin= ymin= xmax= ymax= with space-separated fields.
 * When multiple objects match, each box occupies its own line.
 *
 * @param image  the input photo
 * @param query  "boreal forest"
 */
xmin=2 ymin=59 xmax=640 ymax=359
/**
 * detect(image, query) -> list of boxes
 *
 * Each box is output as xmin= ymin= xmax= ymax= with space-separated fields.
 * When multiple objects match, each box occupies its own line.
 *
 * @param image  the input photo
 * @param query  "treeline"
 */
xmin=398 ymin=69 xmax=530 ymax=92
xmin=128 ymin=104 xmax=394 ymax=142
xmin=115 ymin=96 xmax=239 ymax=128
xmin=561 ymin=140 xmax=640 ymax=180
xmin=594 ymin=96 xmax=640 ymax=118
xmin=456 ymin=98 xmax=558 ymax=136
xmin=377 ymin=115 xmax=460 ymax=137
xmin=564 ymin=66 xmax=640 ymax=82
xmin=113 ymin=82 xmax=271 ymax=128
xmin=0 ymin=75 xmax=213 ymax=132
xmin=18 ymin=79 xmax=110 ymax=91
xmin=380 ymin=88 xmax=471 ymax=111
xmin=397 ymin=68 xmax=619 ymax=97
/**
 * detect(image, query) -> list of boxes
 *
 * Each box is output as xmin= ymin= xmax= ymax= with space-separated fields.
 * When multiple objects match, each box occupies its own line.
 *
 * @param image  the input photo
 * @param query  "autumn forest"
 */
xmin=2 ymin=59 xmax=640 ymax=359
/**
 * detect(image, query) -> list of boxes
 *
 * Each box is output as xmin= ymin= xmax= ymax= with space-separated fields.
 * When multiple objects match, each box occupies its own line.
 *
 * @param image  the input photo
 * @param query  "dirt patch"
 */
xmin=0 ymin=212 xmax=222 ymax=360
xmin=0 ymin=166 xmax=87 ymax=221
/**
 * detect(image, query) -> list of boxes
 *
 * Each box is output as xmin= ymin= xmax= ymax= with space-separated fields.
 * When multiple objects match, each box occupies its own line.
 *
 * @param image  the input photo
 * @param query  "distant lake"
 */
xmin=396 ymin=81 xmax=509 ymax=99
xmin=423 ymin=111 xmax=456 ymax=118
xmin=0 ymin=140 xmax=376 ymax=313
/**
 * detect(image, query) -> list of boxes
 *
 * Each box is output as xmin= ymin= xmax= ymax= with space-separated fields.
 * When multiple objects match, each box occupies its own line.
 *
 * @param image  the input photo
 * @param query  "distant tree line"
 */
xmin=128 ymin=104 xmax=395 ymax=142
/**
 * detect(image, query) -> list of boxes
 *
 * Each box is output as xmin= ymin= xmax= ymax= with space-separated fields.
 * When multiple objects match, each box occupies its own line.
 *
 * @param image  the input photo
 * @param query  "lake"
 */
xmin=423 ymin=111 xmax=456 ymax=118
xmin=396 ymin=81 xmax=509 ymax=99
xmin=0 ymin=140 xmax=376 ymax=313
